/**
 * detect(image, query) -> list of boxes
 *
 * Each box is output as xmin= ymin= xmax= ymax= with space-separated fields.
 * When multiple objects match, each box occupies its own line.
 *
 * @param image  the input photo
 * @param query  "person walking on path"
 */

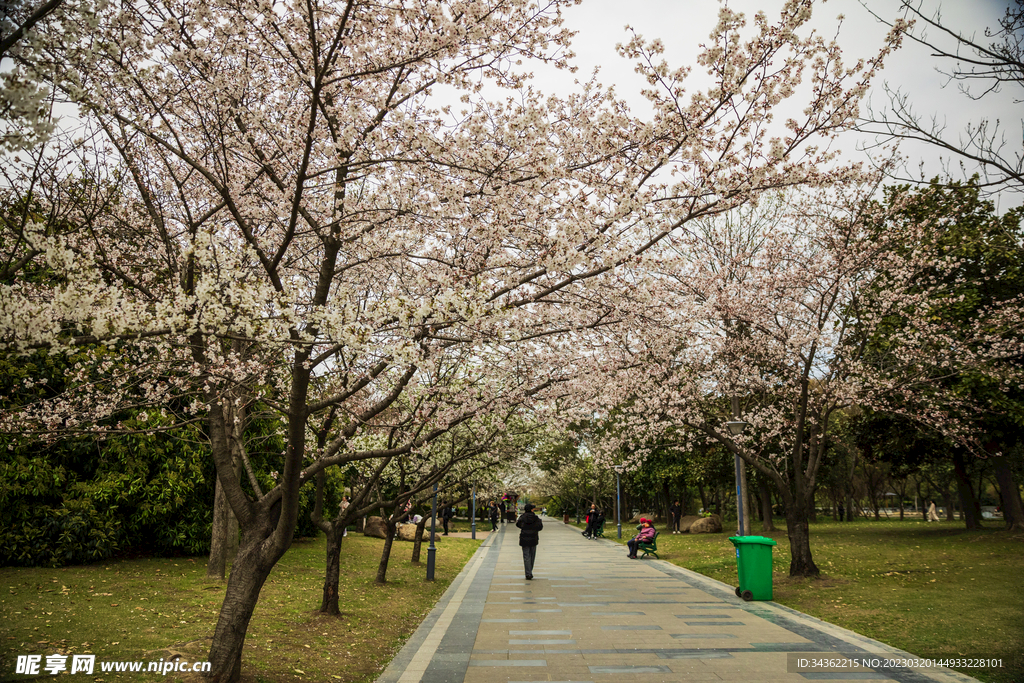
xmin=489 ymin=501 xmax=499 ymax=531
xmin=441 ymin=502 xmax=454 ymax=535
xmin=926 ymin=500 xmax=940 ymax=522
xmin=669 ymin=500 xmax=682 ymax=534
xmin=499 ymin=499 xmax=507 ymax=524
xmin=516 ymin=503 xmax=543 ymax=579
xmin=626 ymin=518 xmax=655 ymax=559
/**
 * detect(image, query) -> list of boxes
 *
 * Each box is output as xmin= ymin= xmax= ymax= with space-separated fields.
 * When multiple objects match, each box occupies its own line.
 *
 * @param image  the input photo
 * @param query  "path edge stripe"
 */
xmin=648 ymin=557 xmax=982 ymax=683
xmin=374 ymin=531 xmax=497 ymax=683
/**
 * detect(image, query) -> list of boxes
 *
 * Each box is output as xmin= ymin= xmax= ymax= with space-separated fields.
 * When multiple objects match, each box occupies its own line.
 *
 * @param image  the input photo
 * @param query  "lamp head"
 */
xmin=725 ymin=420 xmax=749 ymax=436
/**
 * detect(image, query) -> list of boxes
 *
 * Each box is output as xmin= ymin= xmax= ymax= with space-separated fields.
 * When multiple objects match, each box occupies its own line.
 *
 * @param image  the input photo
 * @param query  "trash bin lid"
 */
xmin=728 ymin=535 xmax=778 ymax=546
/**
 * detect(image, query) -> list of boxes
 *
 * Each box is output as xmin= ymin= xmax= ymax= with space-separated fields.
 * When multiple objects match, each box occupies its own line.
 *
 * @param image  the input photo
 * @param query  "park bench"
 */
xmin=636 ymin=530 xmax=659 ymax=559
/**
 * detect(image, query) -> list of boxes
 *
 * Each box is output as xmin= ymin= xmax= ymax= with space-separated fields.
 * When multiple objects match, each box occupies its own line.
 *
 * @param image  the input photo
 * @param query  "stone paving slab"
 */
xmin=376 ymin=516 xmax=981 ymax=683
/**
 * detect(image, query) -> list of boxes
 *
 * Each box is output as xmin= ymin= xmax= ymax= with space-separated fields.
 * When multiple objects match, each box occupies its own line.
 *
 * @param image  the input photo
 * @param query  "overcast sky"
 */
xmin=534 ymin=0 xmax=1019 ymax=209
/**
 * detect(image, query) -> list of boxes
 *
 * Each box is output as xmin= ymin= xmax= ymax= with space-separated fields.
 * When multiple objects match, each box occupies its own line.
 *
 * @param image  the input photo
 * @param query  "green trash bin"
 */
xmin=728 ymin=535 xmax=777 ymax=601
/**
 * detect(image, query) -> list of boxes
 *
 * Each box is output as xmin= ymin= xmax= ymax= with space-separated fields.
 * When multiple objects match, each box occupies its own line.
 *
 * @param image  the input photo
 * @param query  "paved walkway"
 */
xmin=376 ymin=517 xmax=979 ymax=683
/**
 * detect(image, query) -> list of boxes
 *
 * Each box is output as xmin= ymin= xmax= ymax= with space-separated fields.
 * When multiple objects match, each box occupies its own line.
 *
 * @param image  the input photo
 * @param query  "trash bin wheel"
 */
xmin=734 ymin=587 xmax=742 ymax=598
xmin=741 ymin=590 xmax=753 ymax=602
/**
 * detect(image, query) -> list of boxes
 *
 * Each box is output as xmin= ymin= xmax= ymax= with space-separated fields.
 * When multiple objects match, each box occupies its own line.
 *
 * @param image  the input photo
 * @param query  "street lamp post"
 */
xmin=470 ymin=483 xmax=476 ymax=540
xmin=426 ymin=483 xmax=438 ymax=581
xmin=727 ymin=396 xmax=750 ymax=537
xmin=613 ymin=465 xmax=624 ymax=539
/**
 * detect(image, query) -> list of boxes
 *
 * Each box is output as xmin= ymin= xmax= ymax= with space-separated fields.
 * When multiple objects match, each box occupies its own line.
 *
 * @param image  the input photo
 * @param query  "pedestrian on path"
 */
xmin=926 ymin=500 xmax=940 ymax=522
xmin=516 ymin=503 xmax=543 ymax=579
xmin=441 ymin=502 xmax=454 ymax=535
xmin=626 ymin=518 xmax=655 ymax=559
xmin=499 ymin=499 xmax=507 ymax=524
xmin=489 ymin=501 xmax=499 ymax=531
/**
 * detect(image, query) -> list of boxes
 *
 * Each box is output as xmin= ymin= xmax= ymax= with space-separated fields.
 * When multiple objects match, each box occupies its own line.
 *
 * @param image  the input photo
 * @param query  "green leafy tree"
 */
xmin=854 ymin=179 xmax=1024 ymax=529
xmin=0 ymin=350 xmax=214 ymax=565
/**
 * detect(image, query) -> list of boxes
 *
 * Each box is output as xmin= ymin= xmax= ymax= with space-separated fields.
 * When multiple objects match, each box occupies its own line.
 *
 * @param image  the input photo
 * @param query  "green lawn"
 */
xmin=4 ymin=519 xmax=1019 ymax=683
xmin=592 ymin=517 xmax=1023 ymax=683
xmin=1 ymin=533 xmax=480 ymax=682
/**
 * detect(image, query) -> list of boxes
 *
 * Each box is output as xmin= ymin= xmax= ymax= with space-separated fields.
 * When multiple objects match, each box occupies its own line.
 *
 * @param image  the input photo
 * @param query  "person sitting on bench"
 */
xmin=626 ymin=518 xmax=655 ymax=559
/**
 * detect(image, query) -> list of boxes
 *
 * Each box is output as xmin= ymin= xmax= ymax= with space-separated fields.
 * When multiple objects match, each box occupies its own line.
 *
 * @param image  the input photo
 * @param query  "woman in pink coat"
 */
xmin=627 ymin=519 xmax=655 ymax=559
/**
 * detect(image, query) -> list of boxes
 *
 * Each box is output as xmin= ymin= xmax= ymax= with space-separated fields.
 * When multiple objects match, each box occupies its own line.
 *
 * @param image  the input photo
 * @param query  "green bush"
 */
xmin=0 ymin=414 xmax=215 ymax=567
xmin=0 ymin=345 xmax=318 ymax=566
xmin=0 ymin=499 xmax=121 ymax=567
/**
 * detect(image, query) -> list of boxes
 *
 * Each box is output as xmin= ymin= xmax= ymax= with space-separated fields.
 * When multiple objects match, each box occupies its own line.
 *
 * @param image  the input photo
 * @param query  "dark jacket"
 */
xmin=515 ymin=511 xmax=543 ymax=547
xmin=442 ymin=505 xmax=454 ymax=520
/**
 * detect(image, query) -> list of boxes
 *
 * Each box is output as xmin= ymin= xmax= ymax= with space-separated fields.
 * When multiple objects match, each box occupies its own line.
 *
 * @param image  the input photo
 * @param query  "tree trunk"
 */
xmin=784 ymin=504 xmax=820 ymax=577
xmin=207 ymin=391 xmax=247 ymax=580
xmin=376 ymin=519 xmax=397 ymax=584
xmin=319 ymin=524 xmax=343 ymax=615
xmin=208 ymin=455 xmax=241 ymax=580
xmin=206 ymin=522 xmax=288 ymax=682
xmin=697 ymin=482 xmax=708 ymax=512
xmin=741 ymin=464 xmax=753 ymax=533
xmin=863 ymin=465 xmax=880 ymax=520
xmin=411 ymin=515 xmax=429 ymax=563
xmin=991 ymin=453 xmax=1024 ymax=531
xmin=759 ymin=478 xmax=776 ymax=532
xmin=662 ymin=478 xmax=671 ymax=525
xmin=226 ymin=506 xmax=239 ymax=561
xmin=951 ymin=450 xmax=983 ymax=529
xmin=208 ymin=477 xmax=231 ymax=580
xmin=843 ymin=446 xmax=859 ymax=522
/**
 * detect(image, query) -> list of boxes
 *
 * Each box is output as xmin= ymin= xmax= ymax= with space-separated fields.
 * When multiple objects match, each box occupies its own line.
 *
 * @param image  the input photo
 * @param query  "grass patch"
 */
xmin=1 ymin=533 xmax=480 ymax=682
xmin=593 ymin=518 xmax=1022 ymax=683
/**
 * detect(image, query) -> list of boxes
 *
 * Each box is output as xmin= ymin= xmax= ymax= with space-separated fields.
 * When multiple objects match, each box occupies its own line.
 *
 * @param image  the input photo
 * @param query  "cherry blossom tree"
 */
xmin=311 ymin=396 xmax=536 ymax=607
xmin=586 ymin=183 xmax=1024 ymax=576
xmin=2 ymin=1 xmax=586 ymax=677
xmin=1 ymin=0 xmax=906 ymax=678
